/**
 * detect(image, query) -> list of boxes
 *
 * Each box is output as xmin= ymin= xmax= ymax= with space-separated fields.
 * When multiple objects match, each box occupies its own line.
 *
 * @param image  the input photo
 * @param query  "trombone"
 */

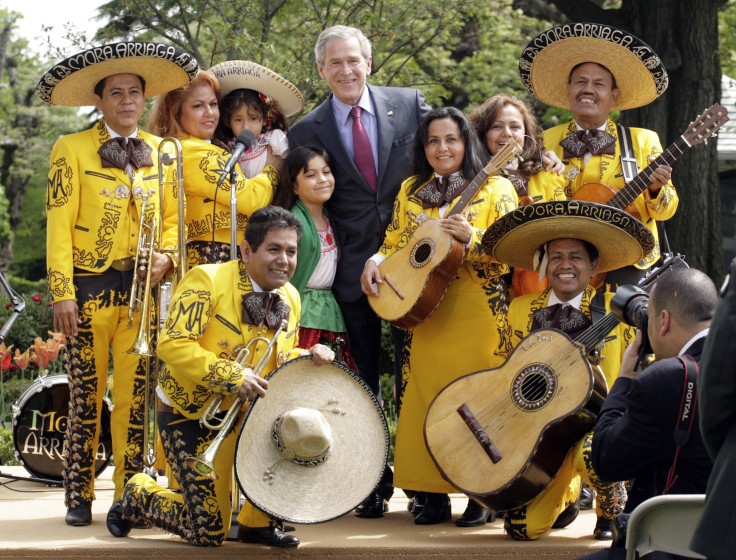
xmin=185 ymin=319 xmax=287 ymax=480
xmin=126 ymin=137 xmax=187 ymax=473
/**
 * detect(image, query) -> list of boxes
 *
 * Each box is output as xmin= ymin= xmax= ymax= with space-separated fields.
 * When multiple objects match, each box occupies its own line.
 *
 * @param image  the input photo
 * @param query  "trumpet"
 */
xmin=126 ymin=138 xmax=187 ymax=473
xmin=185 ymin=319 xmax=287 ymax=480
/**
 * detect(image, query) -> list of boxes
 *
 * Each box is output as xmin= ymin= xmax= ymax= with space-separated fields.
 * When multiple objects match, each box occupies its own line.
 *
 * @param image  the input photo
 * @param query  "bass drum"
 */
xmin=11 ymin=374 xmax=112 ymax=481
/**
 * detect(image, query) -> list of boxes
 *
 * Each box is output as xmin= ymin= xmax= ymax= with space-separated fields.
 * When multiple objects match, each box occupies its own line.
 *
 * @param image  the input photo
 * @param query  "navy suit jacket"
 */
xmin=289 ymin=84 xmax=431 ymax=302
xmin=591 ymin=336 xmax=713 ymax=512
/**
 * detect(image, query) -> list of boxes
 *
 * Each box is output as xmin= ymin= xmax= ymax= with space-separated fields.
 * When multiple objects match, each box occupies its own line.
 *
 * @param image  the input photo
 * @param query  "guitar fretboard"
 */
xmin=607 ymin=136 xmax=689 ymax=210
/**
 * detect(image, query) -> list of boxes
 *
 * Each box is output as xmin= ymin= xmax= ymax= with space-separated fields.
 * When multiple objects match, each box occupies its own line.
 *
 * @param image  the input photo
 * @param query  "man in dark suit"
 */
xmin=289 ymin=24 xmax=431 ymax=517
xmin=578 ymin=267 xmax=716 ymax=560
xmin=691 ymin=257 xmax=736 ymax=560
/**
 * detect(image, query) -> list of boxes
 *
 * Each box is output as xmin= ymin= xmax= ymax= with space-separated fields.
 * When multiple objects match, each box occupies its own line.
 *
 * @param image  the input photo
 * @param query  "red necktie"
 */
xmin=350 ymin=106 xmax=378 ymax=193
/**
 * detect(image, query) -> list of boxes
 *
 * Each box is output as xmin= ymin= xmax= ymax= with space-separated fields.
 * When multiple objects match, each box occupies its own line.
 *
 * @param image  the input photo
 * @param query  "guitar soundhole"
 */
xmin=511 ymin=364 xmax=557 ymax=411
xmin=410 ymin=238 xmax=435 ymax=268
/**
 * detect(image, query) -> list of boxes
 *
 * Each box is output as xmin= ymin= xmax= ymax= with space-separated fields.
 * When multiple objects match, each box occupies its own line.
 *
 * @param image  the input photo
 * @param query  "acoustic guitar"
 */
xmin=573 ymin=103 xmax=729 ymax=219
xmin=369 ymin=140 xmax=523 ymax=329
xmin=424 ymin=255 xmax=686 ymax=511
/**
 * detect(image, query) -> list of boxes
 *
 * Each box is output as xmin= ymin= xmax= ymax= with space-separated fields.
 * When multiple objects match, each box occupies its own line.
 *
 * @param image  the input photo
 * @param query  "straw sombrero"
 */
xmin=519 ymin=23 xmax=668 ymax=111
xmin=209 ymin=60 xmax=304 ymax=117
xmin=36 ymin=42 xmax=199 ymax=106
xmin=234 ymin=357 xmax=389 ymax=524
xmin=482 ymin=200 xmax=655 ymax=273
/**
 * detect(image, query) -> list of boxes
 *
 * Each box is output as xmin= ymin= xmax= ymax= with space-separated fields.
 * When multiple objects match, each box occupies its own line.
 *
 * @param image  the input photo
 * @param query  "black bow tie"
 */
xmin=560 ymin=129 xmax=616 ymax=159
xmin=98 ymin=137 xmax=154 ymax=170
xmin=415 ymin=175 xmax=469 ymax=209
xmin=531 ymin=303 xmax=592 ymax=339
xmin=242 ymin=292 xmax=290 ymax=330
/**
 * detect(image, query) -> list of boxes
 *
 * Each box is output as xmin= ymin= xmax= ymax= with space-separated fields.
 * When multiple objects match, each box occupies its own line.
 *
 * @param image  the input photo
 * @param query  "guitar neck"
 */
xmin=575 ymin=313 xmax=620 ymax=355
xmin=607 ymin=136 xmax=689 ymax=210
xmin=447 ymin=140 xmax=520 ymax=217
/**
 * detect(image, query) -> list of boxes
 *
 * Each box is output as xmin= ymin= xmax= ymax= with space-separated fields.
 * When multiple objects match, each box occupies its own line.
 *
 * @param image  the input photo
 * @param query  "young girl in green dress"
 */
xmin=275 ymin=145 xmax=356 ymax=371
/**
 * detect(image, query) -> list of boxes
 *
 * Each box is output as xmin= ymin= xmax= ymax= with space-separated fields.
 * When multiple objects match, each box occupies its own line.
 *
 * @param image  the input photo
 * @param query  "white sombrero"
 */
xmin=234 ymin=357 xmax=389 ymax=524
xmin=519 ymin=23 xmax=668 ymax=111
xmin=36 ymin=42 xmax=199 ymax=106
xmin=209 ymin=60 xmax=304 ymax=117
xmin=482 ymin=200 xmax=655 ymax=273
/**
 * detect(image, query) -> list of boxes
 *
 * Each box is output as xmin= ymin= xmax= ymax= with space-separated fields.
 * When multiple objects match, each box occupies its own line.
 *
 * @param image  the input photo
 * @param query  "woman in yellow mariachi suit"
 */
xmin=361 ymin=107 xmax=517 ymax=524
xmin=147 ymin=71 xmax=280 ymax=267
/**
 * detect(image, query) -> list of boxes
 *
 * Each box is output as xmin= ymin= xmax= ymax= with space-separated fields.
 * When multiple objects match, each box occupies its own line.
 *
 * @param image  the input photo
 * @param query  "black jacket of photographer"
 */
xmin=591 ymin=335 xmax=713 ymax=512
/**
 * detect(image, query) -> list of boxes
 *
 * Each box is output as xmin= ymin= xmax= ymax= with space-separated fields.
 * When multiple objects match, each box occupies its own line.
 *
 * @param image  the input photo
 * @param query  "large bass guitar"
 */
xmin=369 ymin=140 xmax=523 ymax=329
xmin=424 ymin=256 xmax=686 ymax=511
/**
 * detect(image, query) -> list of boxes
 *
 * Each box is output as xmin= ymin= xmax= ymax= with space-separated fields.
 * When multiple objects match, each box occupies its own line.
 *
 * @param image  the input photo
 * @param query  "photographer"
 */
xmin=579 ymin=267 xmax=716 ymax=560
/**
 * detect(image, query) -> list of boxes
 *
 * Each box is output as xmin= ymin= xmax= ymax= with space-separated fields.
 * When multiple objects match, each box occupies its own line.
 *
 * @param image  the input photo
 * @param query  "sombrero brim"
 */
xmin=234 ymin=357 xmax=389 ymax=524
xmin=482 ymin=200 xmax=655 ymax=272
xmin=210 ymin=60 xmax=304 ymax=117
xmin=37 ymin=43 xmax=199 ymax=106
xmin=519 ymin=23 xmax=668 ymax=111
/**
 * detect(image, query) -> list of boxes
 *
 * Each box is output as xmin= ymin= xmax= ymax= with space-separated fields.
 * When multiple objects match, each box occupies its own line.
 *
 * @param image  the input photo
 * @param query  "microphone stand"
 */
xmin=230 ymin=166 xmax=238 ymax=261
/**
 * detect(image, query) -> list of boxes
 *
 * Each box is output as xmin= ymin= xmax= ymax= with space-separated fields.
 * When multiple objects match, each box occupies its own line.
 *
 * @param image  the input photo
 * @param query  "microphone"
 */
xmin=217 ymin=130 xmax=256 ymax=186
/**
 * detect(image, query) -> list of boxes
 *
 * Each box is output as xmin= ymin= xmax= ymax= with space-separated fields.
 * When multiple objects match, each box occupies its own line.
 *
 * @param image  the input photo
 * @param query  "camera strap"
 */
xmin=663 ymin=353 xmax=699 ymax=494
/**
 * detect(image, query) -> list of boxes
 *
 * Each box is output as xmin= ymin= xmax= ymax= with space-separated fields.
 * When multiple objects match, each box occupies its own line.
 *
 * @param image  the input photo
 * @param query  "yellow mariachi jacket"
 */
xmin=156 ymin=259 xmax=301 ymax=420
xmin=544 ymin=119 xmax=678 ymax=268
xmin=378 ymin=174 xmax=518 ymax=280
xmin=180 ymin=134 xmax=278 ymax=245
xmin=45 ymin=119 xmax=179 ymax=302
xmin=495 ymin=285 xmax=634 ymax=390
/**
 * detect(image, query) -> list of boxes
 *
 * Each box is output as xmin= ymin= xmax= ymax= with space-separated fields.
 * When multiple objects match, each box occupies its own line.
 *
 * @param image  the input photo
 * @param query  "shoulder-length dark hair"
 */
xmin=468 ymin=93 xmax=544 ymax=177
xmin=409 ymin=107 xmax=486 ymax=193
xmin=273 ymin=144 xmax=331 ymax=210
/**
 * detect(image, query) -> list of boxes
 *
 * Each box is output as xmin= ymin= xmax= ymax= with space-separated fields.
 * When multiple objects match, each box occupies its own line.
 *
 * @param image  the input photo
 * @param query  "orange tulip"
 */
xmin=46 ymin=337 xmax=63 ymax=361
xmin=0 ymin=342 xmax=13 ymax=371
xmin=13 ymin=348 xmax=31 ymax=370
xmin=47 ymin=331 xmax=66 ymax=346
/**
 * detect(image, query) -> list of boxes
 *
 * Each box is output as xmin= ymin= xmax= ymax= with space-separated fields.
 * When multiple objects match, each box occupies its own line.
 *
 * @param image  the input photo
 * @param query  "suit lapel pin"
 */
xmin=387 ymin=111 xmax=394 ymax=116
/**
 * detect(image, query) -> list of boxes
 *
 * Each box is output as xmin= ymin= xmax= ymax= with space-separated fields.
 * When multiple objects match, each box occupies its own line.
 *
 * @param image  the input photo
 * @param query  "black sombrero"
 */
xmin=482 ymin=200 xmax=655 ymax=273
xmin=519 ymin=23 xmax=668 ymax=111
xmin=37 ymin=42 xmax=199 ymax=106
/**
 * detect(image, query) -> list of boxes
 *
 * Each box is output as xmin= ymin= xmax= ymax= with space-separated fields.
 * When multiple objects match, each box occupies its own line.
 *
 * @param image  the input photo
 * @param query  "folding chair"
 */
xmin=624 ymin=494 xmax=706 ymax=560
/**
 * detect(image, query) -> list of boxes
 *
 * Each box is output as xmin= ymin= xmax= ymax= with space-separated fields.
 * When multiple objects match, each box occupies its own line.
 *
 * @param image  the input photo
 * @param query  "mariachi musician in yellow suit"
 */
xmin=519 ymin=23 xmax=677 ymax=286
xmin=109 ymin=206 xmax=335 ymax=548
xmin=483 ymin=200 xmax=654 ymax=542
xmin=361 ymin=107 xmax=517 ymax=524
xmin=147 ymin=71 xmax=280 ymax=267
xmin=38 ymin=43 xmax=198 ymax=527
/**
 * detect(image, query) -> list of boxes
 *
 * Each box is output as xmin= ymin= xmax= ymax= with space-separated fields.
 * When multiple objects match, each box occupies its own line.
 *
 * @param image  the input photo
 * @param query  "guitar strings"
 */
xmin=468 ymin=317 xmax=618 ymax=439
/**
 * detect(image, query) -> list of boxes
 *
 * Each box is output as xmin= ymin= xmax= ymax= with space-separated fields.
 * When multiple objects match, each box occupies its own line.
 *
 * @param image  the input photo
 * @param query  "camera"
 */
xmin=611 ymin=284 xmax=649 ymax=331
xmin=611 ymin=284 xmax=653 ymax=357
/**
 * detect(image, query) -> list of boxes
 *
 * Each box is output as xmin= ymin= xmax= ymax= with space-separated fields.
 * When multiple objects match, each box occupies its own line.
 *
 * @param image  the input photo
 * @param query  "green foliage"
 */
xmin=0 ymin=278 xmax=54 ymax=352
xmin=89 ymin=0 xmax=554 ymax=115
xmin=720 ymin=0 xmax=736 ymax=78
xmin=0 ymin=426 xmax=18 ymax=465
xmin=0 ymin=184 xmax=12 ymax=249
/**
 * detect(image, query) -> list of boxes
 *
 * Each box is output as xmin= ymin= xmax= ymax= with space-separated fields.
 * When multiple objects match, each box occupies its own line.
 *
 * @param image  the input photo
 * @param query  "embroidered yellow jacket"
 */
xmin=179 ymin=134 xmax=278 ymax=245
xmin=377 ymin=174 xmax=518 ymax=281
xmin=156 ymin=260 xmax=302 ymax=420
xmin=495 ymin=285 xmax=634 ymax=389
xmin=544 ymin=119 xmax=678 ymax=268
xmin=45 ymin=119 xmax=180 ymax=302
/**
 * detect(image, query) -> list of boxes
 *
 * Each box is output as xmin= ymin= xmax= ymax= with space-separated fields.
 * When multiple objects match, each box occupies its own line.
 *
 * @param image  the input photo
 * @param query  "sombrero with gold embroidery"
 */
xmin=482 ymin=200 xmax=655 ymax=273
xmin=37 ymin=42 xmax=199 ymax=106
xmin=519 ymin=23 xmax=668 ymax=111
xmin=210 ymin=60 xmax=304 ymax=117
xmin=234 ymin=357 xmax=389 ymax=524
